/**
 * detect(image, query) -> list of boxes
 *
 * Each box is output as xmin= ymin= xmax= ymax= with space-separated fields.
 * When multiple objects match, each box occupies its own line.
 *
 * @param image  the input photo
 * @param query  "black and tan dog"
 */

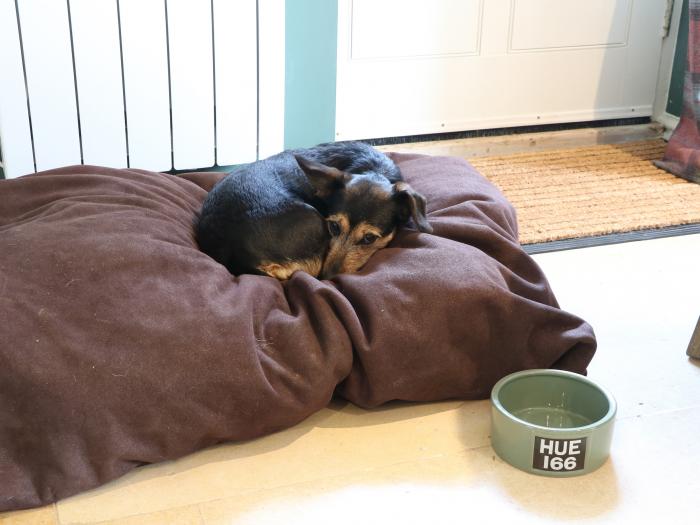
xmin=194 ymin=141 xmax=432 ymax=280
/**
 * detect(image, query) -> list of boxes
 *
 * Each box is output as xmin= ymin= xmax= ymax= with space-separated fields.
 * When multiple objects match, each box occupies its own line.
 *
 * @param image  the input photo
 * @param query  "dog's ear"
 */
xmin=294 ymin=155 xmax=349 ymax=198
xmin=392 ymin=182 xmax=433 ymax=233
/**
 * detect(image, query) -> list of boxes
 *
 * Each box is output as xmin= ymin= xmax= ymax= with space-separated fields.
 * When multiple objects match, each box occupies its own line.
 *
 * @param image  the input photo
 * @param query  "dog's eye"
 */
xmin=327 ymin=221 xmax=341 ymax=237
xmin=359 ymin=233 xmax=379 ymax=245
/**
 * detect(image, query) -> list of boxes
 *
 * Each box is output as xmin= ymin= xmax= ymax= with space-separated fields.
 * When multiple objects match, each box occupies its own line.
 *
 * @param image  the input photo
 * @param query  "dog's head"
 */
xmin=295 ymin=155 xmax=432 ymax=280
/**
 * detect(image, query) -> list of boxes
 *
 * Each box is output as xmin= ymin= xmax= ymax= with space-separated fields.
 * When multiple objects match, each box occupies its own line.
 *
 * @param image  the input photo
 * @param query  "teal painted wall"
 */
xmin=284 ymin=0 xmax=338 ymax=149
xmin=667 ymin=0 xmax=688 ymax=117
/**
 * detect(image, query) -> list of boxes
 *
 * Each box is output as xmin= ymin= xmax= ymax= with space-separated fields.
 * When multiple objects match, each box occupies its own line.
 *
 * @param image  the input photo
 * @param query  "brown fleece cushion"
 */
xmin=0 ymin=154 xmax=595 ymax=511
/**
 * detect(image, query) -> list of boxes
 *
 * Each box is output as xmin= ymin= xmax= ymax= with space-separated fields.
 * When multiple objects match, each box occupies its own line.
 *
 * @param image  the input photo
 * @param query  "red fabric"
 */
xmin=655 ymin=0 xmax=700 ymax=183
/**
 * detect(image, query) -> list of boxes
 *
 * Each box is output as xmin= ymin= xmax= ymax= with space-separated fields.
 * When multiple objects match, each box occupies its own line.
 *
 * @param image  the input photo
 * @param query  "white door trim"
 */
xmin=653 ymin=0 xmax=683 ymax=130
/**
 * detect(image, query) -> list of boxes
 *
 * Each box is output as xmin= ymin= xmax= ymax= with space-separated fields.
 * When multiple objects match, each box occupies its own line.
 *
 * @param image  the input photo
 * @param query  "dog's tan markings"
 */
xmin=347 ymin=229 xmax=396 ymax=270
xmin=322 ymin=228 xmax=396 ymax=275
xmin=297 ymin=257 xmax=323 ymax=277
xmin=258 ymin=257 xmax=323 ymax=280
xmin=322 ymin=238 xmax=348 ymax=274
xmin=373 ymin=229 xmax=395 ymax=249
xmin=327 ymin=213 xmax=350 ymax=235
xmin=350 ymin=222 xmax=383 ymax=244
xmin=337 ymin=250 xmax=365 ymax=274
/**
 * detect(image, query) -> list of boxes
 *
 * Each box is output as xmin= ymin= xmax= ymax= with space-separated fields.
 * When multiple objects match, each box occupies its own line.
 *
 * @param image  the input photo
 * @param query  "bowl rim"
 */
xmin=490 ymin=369 xmax=617 ymax=432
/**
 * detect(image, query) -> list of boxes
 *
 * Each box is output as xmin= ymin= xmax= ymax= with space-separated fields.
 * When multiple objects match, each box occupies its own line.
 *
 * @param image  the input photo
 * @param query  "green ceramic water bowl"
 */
xmin=490 ymin=369 xmax=616 ymax=477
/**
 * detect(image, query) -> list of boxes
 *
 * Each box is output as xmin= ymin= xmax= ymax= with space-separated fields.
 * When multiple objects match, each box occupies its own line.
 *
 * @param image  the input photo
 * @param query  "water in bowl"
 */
xmin=512 ymin=406 xmax=593 ymax=428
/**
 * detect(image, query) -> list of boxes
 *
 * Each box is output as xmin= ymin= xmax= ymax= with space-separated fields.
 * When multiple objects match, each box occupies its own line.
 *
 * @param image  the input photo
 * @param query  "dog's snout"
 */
xmin=319 ymin=261 xmax=342 ymax=280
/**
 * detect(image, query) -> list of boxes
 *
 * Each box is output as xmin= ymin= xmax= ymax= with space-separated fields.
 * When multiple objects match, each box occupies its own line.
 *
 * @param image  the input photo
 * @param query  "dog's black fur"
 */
xmin=194 ymin=141 xmax=432 ymax=280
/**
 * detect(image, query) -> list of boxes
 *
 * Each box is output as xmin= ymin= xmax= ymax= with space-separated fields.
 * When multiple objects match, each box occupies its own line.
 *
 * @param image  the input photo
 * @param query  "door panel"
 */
xmin=336 ymin=0 xmax=667 ymax=140
xmin=351 ymin=0 xmax=482 ymax=59
xmin=510 ymin=0 xmax=633 ymax=51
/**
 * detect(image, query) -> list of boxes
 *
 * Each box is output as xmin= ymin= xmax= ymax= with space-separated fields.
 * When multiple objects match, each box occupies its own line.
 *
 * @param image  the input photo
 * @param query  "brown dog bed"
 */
xmin=0 ymin=154 xmax=596 ymax=511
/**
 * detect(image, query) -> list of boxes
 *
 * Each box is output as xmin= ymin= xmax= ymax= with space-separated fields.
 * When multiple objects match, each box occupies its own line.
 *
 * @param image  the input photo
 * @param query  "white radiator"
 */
xmin=0 ymin=0 xmax=285 ymax=179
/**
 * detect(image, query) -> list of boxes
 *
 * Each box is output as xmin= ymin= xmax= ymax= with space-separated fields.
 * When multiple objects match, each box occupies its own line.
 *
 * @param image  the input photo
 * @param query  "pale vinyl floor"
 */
xmin=2 ymin=233 xmax=700 ymax=525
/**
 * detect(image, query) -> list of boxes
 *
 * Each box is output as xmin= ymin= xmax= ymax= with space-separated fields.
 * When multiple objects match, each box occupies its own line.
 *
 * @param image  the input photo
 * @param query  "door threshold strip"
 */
xmin=523 ymin=223 xmax=700 ymax=254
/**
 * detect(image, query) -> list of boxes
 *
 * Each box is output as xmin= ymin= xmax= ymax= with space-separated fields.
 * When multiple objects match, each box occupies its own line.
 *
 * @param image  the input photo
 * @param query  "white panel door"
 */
xmin=336 ymin=0 xmax=668 ymax=140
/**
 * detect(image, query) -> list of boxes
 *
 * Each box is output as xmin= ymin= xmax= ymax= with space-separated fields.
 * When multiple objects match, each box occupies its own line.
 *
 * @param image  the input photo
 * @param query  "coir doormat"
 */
xmin=469 ymin=140 xmax=700 ymax=245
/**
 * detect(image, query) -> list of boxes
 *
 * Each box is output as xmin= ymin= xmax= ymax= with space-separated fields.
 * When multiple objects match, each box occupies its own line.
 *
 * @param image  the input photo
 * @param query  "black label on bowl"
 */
xmin=533 ymin=437 xmax=587 ymax=472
